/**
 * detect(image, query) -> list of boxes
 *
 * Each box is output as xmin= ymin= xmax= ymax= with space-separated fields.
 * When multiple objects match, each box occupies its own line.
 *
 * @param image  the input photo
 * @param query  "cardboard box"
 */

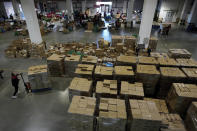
xmin=75 ymin=64 xmax=94 ymax=78
xmin=168 ymin=49 xmax=192 ymax=59
xmin=166 ymin=83 xmax=197 ymax=116
xmin=95 ymin=66 xmax=113 ymax=80
xmin=82 ymin=55 xmax=98 ymax=65
xmin=176 ymin=59 xmax=197 ymax=68
xmin=114 ymin=66 xmax=135 ymax=82
xmin=182 ymin=68 xmax=197 ymax=84
xmin=111 ymin=35 xmax=124 ymax=46
xmin=158 ymin=57 xmax=180 ymax=67
xmin=124 ymin=36 xmax=136 ymax=50
xmin=138 ymin=56 xmax=159 ymax=66
xmin=116 ymin=55 xmax=137 ymax=70
xmin=185 ymin=102 xmax=197 ymax=131
xmin=148 ymin=37 xmax=158 ymax=51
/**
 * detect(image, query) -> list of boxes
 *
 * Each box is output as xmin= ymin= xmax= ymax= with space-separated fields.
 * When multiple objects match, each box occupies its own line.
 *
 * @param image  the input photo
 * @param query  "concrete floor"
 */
xmin=0 ymin=24 xmax=197 ymax=131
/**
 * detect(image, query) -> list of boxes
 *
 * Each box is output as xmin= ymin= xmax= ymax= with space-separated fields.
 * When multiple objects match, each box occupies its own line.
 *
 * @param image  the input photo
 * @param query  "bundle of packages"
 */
xmin=120 ymin=82 xmax=144 ymax=100
xmin=160 ymin=113 xmax=186 ymax=131
xmin=168 ymin=49 xmax=192 ymax=59
xmin=94 ymin=66 xmax=113 ymax=80
xmin=150 ymin=52 xmax=169 ymax=59
xmin=138 ymin=56 xmax=159 ymax=66
xmin=129 ymin=99 xmax=162 ymax=131
xmin=75 ymin=64 xmax=94 ymax=78
xmin=124 ymin=36 xmax=136 ymax=50
xmin=182 ymin=68 xmax=197 ymax=84
xmin=144 ymin=98 xmax=169 ymax=113
xmin=158 ymin=57 xmax=180 ymax=67
xmin=68 ymin=77 xmax=93 ymax=100
xmin=176 ymin=58 xmax=197 ymax=68
xmin=185 ymin=102 xmax=197 ymax=131
xmin=158 ymin=67 xmax=187 ymax=97
xmin=166 ymin=83 xmax=197 ymax=116
xmin=47 ymin=54 xmax=65 ymax=77
xmin=82 ymin=55 xmax=98 ymax=65
xmin=96 ymin=80 xmax=117 ymax=98
xmin=116 ymin=55 xmax=137 ymax=70
xmin=148 ymin=37 xmax=158 ymax=51
xmin=98 ymin=98 xmax=127 ymax=131
xmin=64 ymin=55 xmax=81 ymax=77
xmin=136 ymin=65 xmax=160 ymax=96
xmin=68 ymin=96 xmax=96 ymax=131
xmin=114 ymin=66 xmax=134 ymax=82
xmin=28 ymin=65 xmax=48 ymax=89
xmin=111 ymin=35 xmax=124 ymax=47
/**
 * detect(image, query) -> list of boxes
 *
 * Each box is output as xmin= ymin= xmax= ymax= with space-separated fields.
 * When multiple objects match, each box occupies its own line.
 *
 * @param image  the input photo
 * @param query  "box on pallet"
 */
xmin=28 ymin=65 xmax=48 ymax=89
xmin=97 ymin=98 xmax=127 ymax=131
xmin=168 ymin=49 xmax=192 ymax=59
xmin=95 ymin=66 xmax=113 ymax=80
xmin=138 ymin=56 xmax=159 ymax=66
xmin=150 ymin=52 xmax=169 ymax=59
xmin=148 ymin=37 xmax=158 ymax=51
xmin=68 ymin=77 xmax=93 ymax=100
xmin=160 ymin=113 xmax=186 ymax=131
xmin=111 ymin=35 xmax=124 ymax=47
xmin=158 ymin=57 xmax=180 ymax=67
xmin=176 ymin=58 xmax=197 ymax=68
xmin=129 ymin=99 xmax=162 ymax=131
xmin=114 ymin=66 xmax=134 ymax=82
xmin=166 ymin=83 xmax=197 ymax=116
xmin=68 ymin=96 xmax=96 ymax=131
xmin=124 ymin=36 xmax=136 ymax=50
xmin=96 ymin=80 xmax=117 ymax=98
xmin=82 ymin=55 xmax=98 ymax=65
xmin=158 ymin=67 xmax=187 ymax=97
xmin=75 ymin=64 xmax=94 ymax=78
xmin=185 ymin=102 xmax=197 ymax=131
xmin=116 ymin=55 xmax=137 ymax=70
xmin=64 ymin=54 xmax=81 ymax=77
xmin=136 ymin=65 xmax=160 ymax=96
xmin=182 ymin=68 xmax=197 ymax=84
xmin=120 ymin=82 xmax=144 ymax=99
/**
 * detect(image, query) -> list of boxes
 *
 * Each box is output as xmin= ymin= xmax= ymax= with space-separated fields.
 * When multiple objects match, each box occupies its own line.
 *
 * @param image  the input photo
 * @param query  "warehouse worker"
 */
xmin=135 ymin=47 xmax=140 ymax=56
xmin=11 ymin=72 xmax=20 ymax=99
xmin=147 ymin=48 xmax=152 ymax=57
xmin=0 ymin=70 xmax=3 ymax=79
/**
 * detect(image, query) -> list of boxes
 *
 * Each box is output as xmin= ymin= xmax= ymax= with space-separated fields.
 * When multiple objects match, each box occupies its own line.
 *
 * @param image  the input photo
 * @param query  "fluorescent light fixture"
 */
xmin=96 ymin=2 xmax=112 ymax=5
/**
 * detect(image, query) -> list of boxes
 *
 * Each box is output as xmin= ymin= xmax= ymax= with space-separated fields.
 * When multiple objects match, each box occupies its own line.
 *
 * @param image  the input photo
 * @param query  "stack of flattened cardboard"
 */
xmin=75 ymin=64 xmax=94 ymax=78
xmin=150 ymin=52 xmax=169 ymax=59
xmin=120 ymin=82 xmax=144 ymax=99
xmin=185 ymin=102 xmax=197 ymax=131
xmin=82 ymin=55 xmax=98 ymax=65
xmin=159 ymin=67 xmax=187 ymax=97
xmin=138 ymin=56 xmax=159 ymax=66
xmin=136 ymin=65 xmax=160 ymax=96
xmin=144 ymin=98 xmax=168 ymax=113
xmin=68 ymin=77 xmax=93 ymax=100
xmin=98 ymin=98 xmax=127 ymax=131
xmin=182 ymin=68 xmax=197 ymax=84
xmin=28 ymin=65 xmax=48 ymax=89
xmin=116 ymin=55 xmax=137 ymax=70
xmin=148 ymin=37 xmax=158 ymax=51
xmin=160 ymin=113 xmax=186 ymax=131
xmin=124 ymin=36 xmax=136 ymax=50
xmin=168 ymin=49 xmax=192 ymax=59
xmin=176 ymin=59 xmax=197 ymax=68
xmin=96 ymin=80 xmax=117 ymax=98
xmin=158 ymin=57 xmax=180 ymax=67
xmin=47 ymin=54 xmax=65 ymax=77
xmin=129 ymin=99 xmax=162 ymax=131
xmin=114 ymin=66 xmax=135 ymax=82
xmin=111 ymin=35 xmax=124 ymax=46
xmin=95 ymin=66 xmax=113 ymax=80
xmin=68 ymin=96 xmax=96 ymax=131
xmin=64 ymin=55 xmax=81 ymax=77
xmin=166 ymin=83 xmax=197 ymax=116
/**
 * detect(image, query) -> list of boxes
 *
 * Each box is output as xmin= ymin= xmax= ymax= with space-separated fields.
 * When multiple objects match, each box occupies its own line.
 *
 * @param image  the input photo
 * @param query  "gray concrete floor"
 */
xmin=0 ymin=24 xmax=197 ymax=131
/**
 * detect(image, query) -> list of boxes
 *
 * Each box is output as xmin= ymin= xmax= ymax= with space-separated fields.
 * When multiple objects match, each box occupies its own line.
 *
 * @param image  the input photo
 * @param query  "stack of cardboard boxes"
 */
xmin=82 ymin=55 xmax=98 ymax=65
xmin=28 ymin=65 xmax=48 ymax=89
xmin=75 ymin=64 xmax=94 ymax=78
xmin=68 ymin=77 xmax=93 ymax=100
xmin=150 ymin=52 xmax=169 ymax=59
xmin=95 ymin=66 xmax=113 ymax=80
xmin=129 ymin=100 xmax=162 ymax=131
xmin=116 ymin=55 xmax=137 ymax=70
xmin=111 ymin=35 xmax=124 ymax=47
xmin=168 ymin=49 xmax=192 ymax=59
xmin=136 ymin=65 xmax=160 ymax=96
xmin=148 ymin=37 xmax=158 ymax=51
xmin=120 ymin=82 xmax=144 ymax=99
xmin=138 ymin=56 xmax=159 ymax=66
xmin=159 ymin=67 xmax=187 ymax=97
xmin=182 ymin=68 xmax=197 ymax=84
xmin=185 ymin=102 xmax=197 ymax=131
xmin=64 ymin=55 xmax=81 ymax=77
xmin=176 ymin=59 xmax=197 ymax=68
xmin=158 ymin=57 xmax=180 ymax=67
xmin=124 ymin=36 xmax=136 ymax=50
xmin=96 ymin=80 xmax=117 ymax=98
xmin=114 ymin=66 xmax=134 ymax=82
xmin=68 ymin=96 xmax=96 ymax=131
xmin=166 ymin=83 xmax=197 ymax=116
xmin=47 ymin=54 xmax=65 ymax=77
xmin=98 ymin=98 xmax=127 ymax=131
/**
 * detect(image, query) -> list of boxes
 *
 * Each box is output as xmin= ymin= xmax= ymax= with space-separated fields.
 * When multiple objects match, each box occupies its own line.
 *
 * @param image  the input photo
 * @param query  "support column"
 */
xmin=187 ymin=0 xmax=197 ymax=25
xmin=66 ymin=0 xmax=74 ymax=20
xmin=0 ymin=2 xmax=8 ymax=18
xmin=82 ymin=0 xmax=86 ymax=13
xmin=123 ymin=1 xmax=127 ymax=14
xmin=138 ymin=0 xmax=158 ymax=47
xmin=180 ymin=0 xmax=192 ymax=21
xmin=127 ymin=0 xmax=134 ymax=22
xmin=12 ymin=0 xmax=20 ymax=20
xmin=20 ymin=0 xmax=42 ymax=44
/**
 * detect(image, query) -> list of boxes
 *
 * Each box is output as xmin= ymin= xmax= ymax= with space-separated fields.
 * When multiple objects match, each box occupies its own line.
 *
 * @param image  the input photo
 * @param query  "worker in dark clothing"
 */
xmin=10 ymin=14 xmax=13 ymax=20
xmin=11 ymin=73 xmax=20 ymax=99
xmin=135 ymin=47 xmax=140 ymax=56
xmin=147 ymin=48 xmax=152 ymax=57
xmin=0 ymin=70 xmax=3 ymax=79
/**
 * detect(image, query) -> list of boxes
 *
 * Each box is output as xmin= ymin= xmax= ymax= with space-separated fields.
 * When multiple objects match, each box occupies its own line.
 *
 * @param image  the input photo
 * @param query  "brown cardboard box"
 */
xmin=75 ymin=64 xmax=94 ymax=78
xmin=185 ymin=102 xmax=197 ymax=131
xmin=124 ymin=36 xmax=136 ymax=50
xmin=82 ymin=55 xmax=98 ymax=65
xmin=114 ymin=66 xmax=135 ymax=82
xmin=111 ymin=35 xmax=124 ymax=46
xmin=182 ymin=68 xmax=197 ymax=84
xmin=176 ymin=58 xmax=197 ymax=68
xmin=168 ymin=49 xmax=192 ymax=59
xmin=158 ymin=57 xmax=180 ymax=67
xmin=138 ymin=56 xmax=159 ymax=66
xmin=148 ymin=37 xmax=158 ymax=51
xmin=95 ymin=66 xmax=113 ymax=80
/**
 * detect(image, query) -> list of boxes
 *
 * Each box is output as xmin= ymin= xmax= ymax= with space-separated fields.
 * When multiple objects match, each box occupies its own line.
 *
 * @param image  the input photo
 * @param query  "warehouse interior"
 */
xmin=0 ymin=0 xmax=197 ymax=131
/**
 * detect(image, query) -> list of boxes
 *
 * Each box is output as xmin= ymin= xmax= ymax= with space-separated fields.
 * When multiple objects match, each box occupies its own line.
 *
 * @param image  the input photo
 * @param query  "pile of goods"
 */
xmin=168 ymin=49 xmax=192 ymax=59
